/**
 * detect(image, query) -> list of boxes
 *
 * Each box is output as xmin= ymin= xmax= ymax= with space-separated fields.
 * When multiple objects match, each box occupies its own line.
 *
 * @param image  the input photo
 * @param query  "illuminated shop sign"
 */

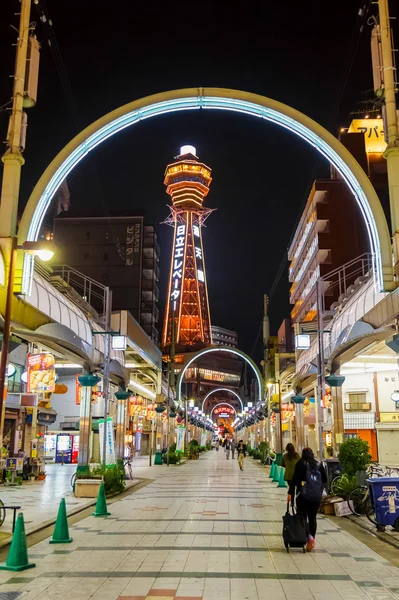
xmin=170 ymin=223 xmax=186 ymax=312
xmin=348 ymin=119 xmax=386 ymax=154
xmin=214 ymin=405 xmax=235 ymax=418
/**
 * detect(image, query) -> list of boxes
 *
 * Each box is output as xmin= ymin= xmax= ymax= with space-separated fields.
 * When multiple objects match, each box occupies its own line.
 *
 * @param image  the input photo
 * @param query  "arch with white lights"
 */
xmin=18 ymin=88 xmax=394 ymax=294
xmin=175 ymin=345 xmax=264 ymax=406
xmin=201 ymin=388 xmax=243 ymax=412
xmin=210 ymin=402 xmax=237 ymax=418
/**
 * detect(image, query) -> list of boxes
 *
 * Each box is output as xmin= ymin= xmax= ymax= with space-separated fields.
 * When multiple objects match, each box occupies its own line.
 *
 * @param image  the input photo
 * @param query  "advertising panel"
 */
xmin=27 ymin=353 xmax=55 ymax=393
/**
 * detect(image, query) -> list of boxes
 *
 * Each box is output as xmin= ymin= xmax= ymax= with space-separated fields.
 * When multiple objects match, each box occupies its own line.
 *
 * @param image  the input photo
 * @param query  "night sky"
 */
xmin=0 ymin=0 xmax=391 ymax=356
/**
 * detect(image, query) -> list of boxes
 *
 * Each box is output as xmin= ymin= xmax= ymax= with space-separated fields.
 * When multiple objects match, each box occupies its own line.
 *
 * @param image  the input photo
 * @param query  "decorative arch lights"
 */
xmin=19 ymin=89 xmax=393 ymax=296
xmin=175 ymin=346 xmax=263 ymax=407
xmin=201 ymin=387 xmax=243 ymax=412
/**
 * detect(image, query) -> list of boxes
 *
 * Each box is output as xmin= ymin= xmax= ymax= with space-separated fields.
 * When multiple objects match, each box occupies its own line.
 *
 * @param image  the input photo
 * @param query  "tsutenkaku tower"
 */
xmin=162 ymin=145 xmax=214 ymax=350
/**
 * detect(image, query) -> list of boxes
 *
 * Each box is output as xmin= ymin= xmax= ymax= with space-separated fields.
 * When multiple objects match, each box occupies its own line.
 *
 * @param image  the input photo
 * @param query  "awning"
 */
xmin=37 ymin=407 xmax=57 ymax=425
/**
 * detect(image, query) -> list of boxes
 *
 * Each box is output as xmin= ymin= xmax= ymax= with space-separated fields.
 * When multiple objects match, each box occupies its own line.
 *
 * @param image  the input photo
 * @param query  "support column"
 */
xmin=292 ymin=394 xmax=305 ymax=453
xmin=325 ymin=375 xmax=345 ymax=456
xmin=154 ymin=406 xmax=165 ymax=465
xmin=115 ymin=390 xmax=130 ymax=460
xmin=378 ymin=0 xmax=399 ymax=277
xmin=77 ymin=375 xmax=100 ymax=470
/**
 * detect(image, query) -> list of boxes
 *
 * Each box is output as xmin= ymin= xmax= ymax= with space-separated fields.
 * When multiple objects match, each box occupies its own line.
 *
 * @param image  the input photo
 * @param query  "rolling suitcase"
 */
xmin=282 ymin=502 xmax=307 ymax=553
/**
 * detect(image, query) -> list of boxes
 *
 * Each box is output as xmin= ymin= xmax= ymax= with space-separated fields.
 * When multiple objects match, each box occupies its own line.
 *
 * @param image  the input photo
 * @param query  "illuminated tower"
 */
xmin=162 ymin=145 xmax=214 ymax=350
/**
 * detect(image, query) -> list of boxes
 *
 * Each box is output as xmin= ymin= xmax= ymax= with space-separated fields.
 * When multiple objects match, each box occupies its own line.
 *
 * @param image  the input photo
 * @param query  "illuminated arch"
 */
xmin=201 ymin=388 xmax=243 ymax=412
xmin=210 ymin=402 xmax=237 ymax=418
xmin=19 ymin=88 xmax=394 ymax=294
xmin=176 ymin=345 xmax=264 ymax=406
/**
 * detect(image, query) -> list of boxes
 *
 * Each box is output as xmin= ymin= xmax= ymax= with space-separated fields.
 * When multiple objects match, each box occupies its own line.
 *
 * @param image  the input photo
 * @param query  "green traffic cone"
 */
xmin=272 ymin=465 xmax=280 ymax=483
xmin=92 ymin=482 xmax=110 ymax=517
xmin=50 ymin=498 xmax=72 ymax=544
xmin=278 ymin=466 xmax=287 ymax=488
xmin=0 ymin=513 xmax=35 ymax=572
xmin=269 ymin=461 xmax=275 ymax=479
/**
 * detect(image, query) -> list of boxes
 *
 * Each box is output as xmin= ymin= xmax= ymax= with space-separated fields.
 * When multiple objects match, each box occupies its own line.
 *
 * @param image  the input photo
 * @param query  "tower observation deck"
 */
xmin=162 ymin=146 xmax=214 ymax=351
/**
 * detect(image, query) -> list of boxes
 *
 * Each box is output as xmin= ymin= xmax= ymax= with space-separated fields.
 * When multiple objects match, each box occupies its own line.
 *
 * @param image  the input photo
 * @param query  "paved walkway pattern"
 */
xmin=0 ymin=451 xmax=399 ymax=599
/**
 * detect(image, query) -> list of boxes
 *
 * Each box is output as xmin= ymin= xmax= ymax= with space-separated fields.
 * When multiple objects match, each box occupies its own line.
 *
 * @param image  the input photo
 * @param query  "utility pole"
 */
xmin=0 ymin=0 xmax=37 ymax=451
xmin=377 ymin=0 xmax=399 ymax=276
xmin=101 ymin=289 xmax=112 ymax=465
xmin=262 ymin=295 xmax=271 ymax=448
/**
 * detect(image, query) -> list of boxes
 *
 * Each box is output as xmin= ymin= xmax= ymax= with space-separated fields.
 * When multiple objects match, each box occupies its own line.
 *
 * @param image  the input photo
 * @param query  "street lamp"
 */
xmin=0 ymin=238 xmax=56 ymax=448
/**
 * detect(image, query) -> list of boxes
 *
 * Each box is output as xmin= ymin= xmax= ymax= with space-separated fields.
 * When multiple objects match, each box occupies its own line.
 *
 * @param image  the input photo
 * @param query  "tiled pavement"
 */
xmin=1 ymin=452 xmax=399 ymax=600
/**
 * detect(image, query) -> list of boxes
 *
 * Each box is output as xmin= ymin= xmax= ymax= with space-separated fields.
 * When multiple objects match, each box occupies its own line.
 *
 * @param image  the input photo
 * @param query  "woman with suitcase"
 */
xmin=287 ymin=447 xmax=327 ymax=552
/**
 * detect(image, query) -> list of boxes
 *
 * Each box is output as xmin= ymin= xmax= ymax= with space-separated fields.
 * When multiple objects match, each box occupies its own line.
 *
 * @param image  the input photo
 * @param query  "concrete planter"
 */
xmin=74 ymin=478 xmax=103 ymax=498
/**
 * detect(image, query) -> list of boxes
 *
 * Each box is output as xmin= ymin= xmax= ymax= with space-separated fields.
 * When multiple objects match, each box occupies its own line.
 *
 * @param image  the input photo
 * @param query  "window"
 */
xmin=85 ymin=231 xmax=90 ymax=240
xmin=104 ymin=253 xmax=108 ymax=261
xmin=345 ymin=392 xmax=371 ymax=411
xmin=105 ymin=231 xmax=110 ymax=240
xmin=84 ymin=253 xmax=90 ymax=261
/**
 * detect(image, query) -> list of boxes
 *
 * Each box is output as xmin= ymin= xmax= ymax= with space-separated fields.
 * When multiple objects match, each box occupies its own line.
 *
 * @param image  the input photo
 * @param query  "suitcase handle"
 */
xmin=286 ymin=501 xmax=297 ymax=515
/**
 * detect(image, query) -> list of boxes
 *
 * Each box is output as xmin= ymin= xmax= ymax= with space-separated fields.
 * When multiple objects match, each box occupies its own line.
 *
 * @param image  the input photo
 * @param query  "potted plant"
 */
xmin=37 ymin=470 xmax=46 ymax=481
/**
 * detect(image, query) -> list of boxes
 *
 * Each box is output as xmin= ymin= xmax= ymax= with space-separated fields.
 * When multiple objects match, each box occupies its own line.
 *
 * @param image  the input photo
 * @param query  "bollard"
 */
xmin=277 ymin=466 xmax=287 ymax=488
xmin=50 ymin=498 xmax=72 ymax=543
xmin=269 ymin=461 xmax=275 ymax=479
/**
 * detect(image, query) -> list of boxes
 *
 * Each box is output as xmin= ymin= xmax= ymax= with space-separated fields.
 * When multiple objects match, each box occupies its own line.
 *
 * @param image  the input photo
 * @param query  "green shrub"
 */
xmin=91 ymin=464 xmax=125 ymax=495
xmin=331 ymin=473 xmax=357 ymax=499
xmin=338 ymin=437 xmax=372 ymax=478
xmin=258 ymin=441 xmax=269 ymax=463
xmin=189 ymin=439 xmax=199 ymax=447
xmin=252 ymin=451 xmax=261 ymax=460
xmin=206 ymin=442 xmax=212 ymax=451
xmin=163 ymin=452 xmax=181 ymax=464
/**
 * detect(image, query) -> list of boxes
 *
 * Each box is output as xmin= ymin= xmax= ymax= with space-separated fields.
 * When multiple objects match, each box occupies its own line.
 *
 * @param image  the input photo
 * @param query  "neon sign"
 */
xmin=213 ymin=404 xmax=235 ymax=418
xmin=170 ymin=223 xmax=186 ymax=313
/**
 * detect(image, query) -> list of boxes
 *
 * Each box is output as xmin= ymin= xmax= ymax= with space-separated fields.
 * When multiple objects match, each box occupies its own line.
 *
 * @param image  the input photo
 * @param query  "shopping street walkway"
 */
xmin=0 ymin=451 xmax=399 ymax=600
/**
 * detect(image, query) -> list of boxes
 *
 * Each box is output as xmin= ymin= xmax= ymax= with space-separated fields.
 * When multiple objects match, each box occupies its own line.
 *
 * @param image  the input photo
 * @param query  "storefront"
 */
xmin=376 ymin=414 xmax=399 ymax=465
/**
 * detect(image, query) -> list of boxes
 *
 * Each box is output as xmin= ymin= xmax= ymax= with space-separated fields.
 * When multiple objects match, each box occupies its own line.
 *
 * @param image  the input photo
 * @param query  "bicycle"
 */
xmin=123 ymin=459 xmax=133 ymax=480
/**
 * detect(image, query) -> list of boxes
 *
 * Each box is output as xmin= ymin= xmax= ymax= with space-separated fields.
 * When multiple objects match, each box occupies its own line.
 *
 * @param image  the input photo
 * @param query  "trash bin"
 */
xmin=367 ymin=477 xmax=399 ymax=531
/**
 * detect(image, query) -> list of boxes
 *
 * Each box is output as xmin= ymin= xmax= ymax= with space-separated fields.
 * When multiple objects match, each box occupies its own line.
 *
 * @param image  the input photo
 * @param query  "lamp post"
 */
xmin=115 ymin=390 xmax=130 ymax=460
xmin=0 ymin=240 xmax=55 ymax=451
xmin=77 ymin=374 xmax=100 ymax=469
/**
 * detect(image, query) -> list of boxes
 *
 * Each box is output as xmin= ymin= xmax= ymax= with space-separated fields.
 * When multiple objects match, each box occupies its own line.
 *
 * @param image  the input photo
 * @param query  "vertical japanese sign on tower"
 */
xmin=162 ymin=146 xmax=215 ymax=349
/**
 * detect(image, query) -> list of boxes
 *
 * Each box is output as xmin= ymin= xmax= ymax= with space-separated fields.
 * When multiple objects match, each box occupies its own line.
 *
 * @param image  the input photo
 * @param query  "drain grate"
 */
xmin=0 ymin=593 xmax=24 ymax=600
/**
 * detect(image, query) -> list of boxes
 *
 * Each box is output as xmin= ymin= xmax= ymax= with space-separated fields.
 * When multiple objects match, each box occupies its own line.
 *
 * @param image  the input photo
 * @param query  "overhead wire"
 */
xmin=249 ymin=1 xmax=373 ymax=358
xmin=34 ymin=0 xmax=123 ymax=248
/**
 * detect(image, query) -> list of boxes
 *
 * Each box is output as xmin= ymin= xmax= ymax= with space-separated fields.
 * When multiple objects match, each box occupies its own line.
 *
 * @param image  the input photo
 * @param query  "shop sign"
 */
xmin=27 ymin=354 xmax=55 ymax=393
xmin=213 ymin=405 xmax=235 ymax=418
xmin=348 ymin=118 xmax=386 ymax=154
xmin=380 ymin=413 xmax=399 ymax=423
xmin=6 ymin=457 xmax=23 ymax=471
xmin=76 ymin=375 xmax=100 ymax=405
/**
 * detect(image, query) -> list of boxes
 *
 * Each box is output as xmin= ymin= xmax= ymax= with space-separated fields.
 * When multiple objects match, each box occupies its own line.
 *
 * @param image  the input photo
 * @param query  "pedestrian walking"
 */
xmin=287 ymin=447 xmax=327 ymax=552
xmin=282 ymin=443 xmax=300 ymax=489
xmin=237 ymin=439 xmax=247 ymax=471
xmin=231 ymin=439 xmax=237 ymax=459
xmin=215 ymin=439 xmax=220 ymax=452
xmin=224 ymin=438 xmax=231 ymax=459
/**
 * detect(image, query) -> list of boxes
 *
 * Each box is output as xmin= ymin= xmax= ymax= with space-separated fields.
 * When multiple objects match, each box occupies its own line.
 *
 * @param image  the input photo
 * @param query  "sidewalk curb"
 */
xmin=0 ymin=477 xmax=148 ymax=550
xmin=346 ymin=514 xmax=399 ymax=551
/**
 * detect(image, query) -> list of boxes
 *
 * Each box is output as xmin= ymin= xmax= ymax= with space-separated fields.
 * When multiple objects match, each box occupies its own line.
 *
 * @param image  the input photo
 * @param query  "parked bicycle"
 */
xmin=123 ymin=459 xmax=133 ymax=480
xmin=346 ymin=463 xmax=399 ymax=530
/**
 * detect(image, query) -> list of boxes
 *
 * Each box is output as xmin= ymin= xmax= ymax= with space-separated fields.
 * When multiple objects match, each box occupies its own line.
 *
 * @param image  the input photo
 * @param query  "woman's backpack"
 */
xmin=300 ymin=462 xmax=323 ymax=502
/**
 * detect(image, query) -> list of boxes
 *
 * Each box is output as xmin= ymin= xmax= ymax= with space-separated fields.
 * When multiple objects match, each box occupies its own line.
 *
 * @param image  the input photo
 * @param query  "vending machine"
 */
xmin=55 ymin=433 xmax=72 ymax=463
xmin=71 ymin=435 xmax=79 ymax=463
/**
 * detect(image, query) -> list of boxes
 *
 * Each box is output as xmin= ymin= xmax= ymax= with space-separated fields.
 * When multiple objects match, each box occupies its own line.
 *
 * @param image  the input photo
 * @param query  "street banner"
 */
xmin=176 ymin=427 xmax=185 ymax=452
xmin=200 ymin=432 xmax=207 ymax=447
xmin=98 ymin=417 xmax=116 ymax=465
xmin=250 ymin=432 xmax=255 ymax=449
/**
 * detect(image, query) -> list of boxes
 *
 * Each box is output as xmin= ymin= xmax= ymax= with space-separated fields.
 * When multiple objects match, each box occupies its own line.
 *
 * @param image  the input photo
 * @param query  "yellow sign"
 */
xmin=335 ymin=433 xmax=343 ymax=444
xmin=348 ymin=119 xmax=386 ymax=154
xmin=380 ymin=413 xmax=399 ymax=423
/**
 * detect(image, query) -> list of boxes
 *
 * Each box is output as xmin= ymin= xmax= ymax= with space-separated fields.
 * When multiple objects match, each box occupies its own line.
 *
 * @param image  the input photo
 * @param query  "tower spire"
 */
xmin=162 ymin=147 xmax=214 ymax=350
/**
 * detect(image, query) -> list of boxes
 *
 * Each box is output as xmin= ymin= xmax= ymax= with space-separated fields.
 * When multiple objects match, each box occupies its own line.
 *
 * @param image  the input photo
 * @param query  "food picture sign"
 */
xmin=27 ymin=353 xmax=55 ymax=393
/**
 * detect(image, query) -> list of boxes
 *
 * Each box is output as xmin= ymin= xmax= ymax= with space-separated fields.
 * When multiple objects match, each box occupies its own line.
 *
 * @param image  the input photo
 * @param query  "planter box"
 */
xmin=74 ymin=478 xmax=102 ymax=498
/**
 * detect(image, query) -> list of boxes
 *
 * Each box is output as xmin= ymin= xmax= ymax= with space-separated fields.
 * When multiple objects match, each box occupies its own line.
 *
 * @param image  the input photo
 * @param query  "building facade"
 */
xmin=53 ymin=213 xmax=160 ymax=343
xmin=211 ymin=326 xmax=238 ymax=348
